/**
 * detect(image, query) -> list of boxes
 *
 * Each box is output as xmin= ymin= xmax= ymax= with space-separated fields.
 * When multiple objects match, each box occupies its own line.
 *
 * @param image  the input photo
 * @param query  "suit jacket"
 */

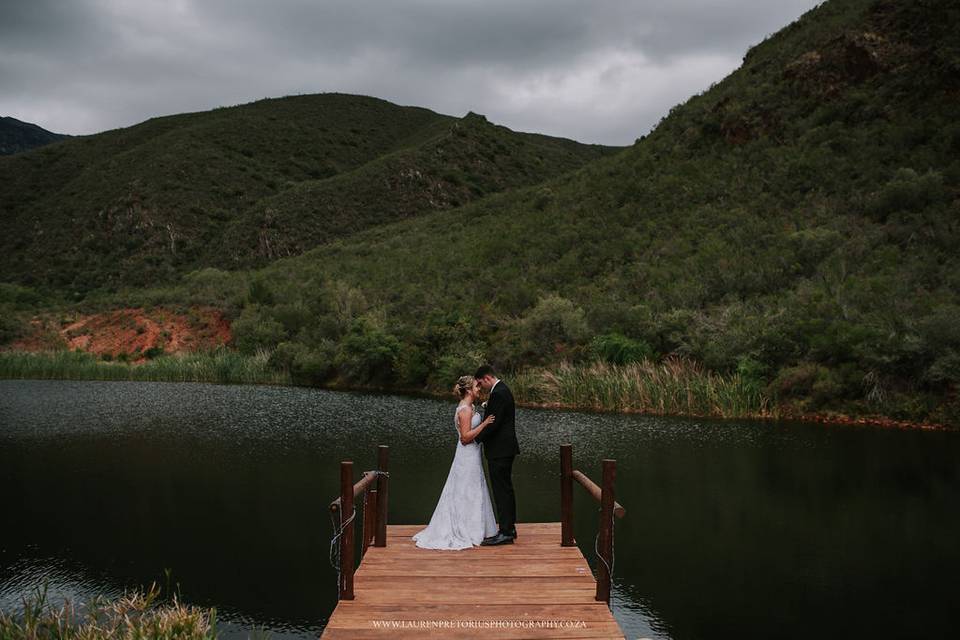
xmin=477 ymin=380 xmax=519 ymax=459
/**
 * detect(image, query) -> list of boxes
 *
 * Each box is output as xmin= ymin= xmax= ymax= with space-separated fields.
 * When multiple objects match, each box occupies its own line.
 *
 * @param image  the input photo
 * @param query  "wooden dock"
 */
xmin=323 ymin=522 xmax=624 ymax=639
xmin=322 ymin=446 xmax=625 ymax=639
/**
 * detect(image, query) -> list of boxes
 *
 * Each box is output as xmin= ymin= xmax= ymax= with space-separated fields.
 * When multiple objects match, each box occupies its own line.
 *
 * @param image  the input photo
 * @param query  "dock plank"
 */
xmin=322 ymin=522 xmax=624 ymax=639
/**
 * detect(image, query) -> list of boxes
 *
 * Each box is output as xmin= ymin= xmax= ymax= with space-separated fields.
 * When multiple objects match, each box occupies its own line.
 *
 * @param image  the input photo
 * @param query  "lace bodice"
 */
xmin=455 ymin=404 xmax=481 ymax=434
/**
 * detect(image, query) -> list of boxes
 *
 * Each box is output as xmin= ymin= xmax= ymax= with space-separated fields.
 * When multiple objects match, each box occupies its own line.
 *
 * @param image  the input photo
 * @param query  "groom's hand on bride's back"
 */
xmin=476 ymin=415 xmax=494 ymax=442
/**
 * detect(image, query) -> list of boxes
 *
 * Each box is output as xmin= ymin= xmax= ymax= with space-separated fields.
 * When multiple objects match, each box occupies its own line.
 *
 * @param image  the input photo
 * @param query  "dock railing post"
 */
xmin=339 ymin=461 xmax=355 ymax=600
xmin=595 ymin=459 xmax=616 ymax=603
xmin=560 ymin=444 xmax=575 ymax=546
xmin=375 ymin=445 xmax=389 ymax=547
xmin=362 ymin=487 xmax=377 ymax=558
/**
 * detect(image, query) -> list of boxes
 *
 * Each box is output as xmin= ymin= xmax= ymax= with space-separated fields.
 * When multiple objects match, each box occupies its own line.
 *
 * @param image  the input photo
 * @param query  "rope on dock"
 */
xmin=329 ymin=505 xmax=356 ymax=591
xmin=594 ymin=504 xmax=615 ymax=592
xmin=327 ymin=470 xmax=389 ymax=591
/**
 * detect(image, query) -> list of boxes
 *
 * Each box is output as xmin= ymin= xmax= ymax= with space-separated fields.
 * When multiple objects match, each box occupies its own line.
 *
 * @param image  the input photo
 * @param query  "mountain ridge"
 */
xmin=0 ymin=93 xmax=618 ymax=289
xmin=0 ymin=116 xmax=70 ymax=155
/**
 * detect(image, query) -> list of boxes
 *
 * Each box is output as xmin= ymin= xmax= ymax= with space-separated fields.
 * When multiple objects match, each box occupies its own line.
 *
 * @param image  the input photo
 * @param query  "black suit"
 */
xmin=476 ymin=380 xmax=519 ymax=535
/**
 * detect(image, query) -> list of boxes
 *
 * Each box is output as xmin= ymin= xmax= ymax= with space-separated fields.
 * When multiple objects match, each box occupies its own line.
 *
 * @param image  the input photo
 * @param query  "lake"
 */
xmin=1 ymin=380 xmax=958 ymax=639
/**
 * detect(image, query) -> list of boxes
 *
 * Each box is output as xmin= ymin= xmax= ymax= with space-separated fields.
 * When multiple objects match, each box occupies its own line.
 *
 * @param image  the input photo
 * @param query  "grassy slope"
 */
xmin=230 ymin=0 xmax=956 ymax=423
xmin=0 ymin=94 xmax=615 ymax=291
xmin=218 ymin=112 xmax=616 ymax=265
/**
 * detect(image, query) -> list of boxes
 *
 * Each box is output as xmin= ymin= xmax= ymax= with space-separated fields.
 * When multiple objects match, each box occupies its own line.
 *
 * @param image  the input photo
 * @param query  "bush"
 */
xmin=143 ymin=346 xmax=164 ymax=359
xmin=770 ymin=361 xmax=852 ymax=408
xmin=0 ymin=283 xmax=44 ymax=308
xmin=590 ymin=333 xmax=654 ymax=365
xmin=736 ymin=355 xmax=769 ymax=391
xmin=517 ymin=295 xmax=589 ymax=361
xmin=231 ymin=306 xmax=287 ymax=354
xmin=917 ymin=305 xmax=960 ymax=387
xmin=247 ymin=276 xmax=276 ymax=305
xmin=272 ymin=302 xmax=312 ymax=335
xmin=395 ymin=343 xmax=431 ymax=388
xmin=182 ymin=267 xmax=246 ymax=306
xmin=431 ymin=343 xmax=486 ymax=390
xmin=336 ymin=319 xmax=401 ymax=384
xmin=270 ymin=340 xmax=335 ymax=384
xmin=0 ymin=305 xmax=27 ymax=345
xmin=868 ymin=168 xmax=946 ymax=219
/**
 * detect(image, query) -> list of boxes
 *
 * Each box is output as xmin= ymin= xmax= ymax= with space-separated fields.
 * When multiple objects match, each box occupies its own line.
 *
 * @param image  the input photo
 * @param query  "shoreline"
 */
xmin=1 ymin=363 xmax=952 ymax=433
xmin=514 ymin=398 xmax=953 ymax=431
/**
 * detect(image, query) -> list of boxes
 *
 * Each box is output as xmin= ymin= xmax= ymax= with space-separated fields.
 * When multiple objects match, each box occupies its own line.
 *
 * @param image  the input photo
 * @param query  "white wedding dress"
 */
xmin=412 ymin=405 xmax=499 ymax=550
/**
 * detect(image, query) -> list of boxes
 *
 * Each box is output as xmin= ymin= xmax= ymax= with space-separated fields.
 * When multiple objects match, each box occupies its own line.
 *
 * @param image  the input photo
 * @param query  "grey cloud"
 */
xmin=0 ymin=0 xmax=822 ymax=144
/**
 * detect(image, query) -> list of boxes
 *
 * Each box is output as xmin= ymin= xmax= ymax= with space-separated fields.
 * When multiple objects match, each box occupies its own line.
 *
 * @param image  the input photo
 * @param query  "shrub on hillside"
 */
xmin=519 ymin=295 xmax=590 ymax=360
xmin=270 ymin=340 xmax=336 ymax=384
xmin=868 ymin=168 xmax=946 ymax=220
xmin=431 ymin=343 xmax=487 ymax=390
xmin=232 ymin=306 xmax=286 ymax=354
xmin=336 ymin=318 xmax=401 ymax=384
xmin=247 ymin=276 xmax=276 ymax=305
xmin=0 ymin=305 xmax=26 ymax=345
xmin=182 ymin=268 xmax=247 ymax=308
xmin=590 ymin=333 xmax=654 ymax=365
xmin=770 ymin=361 xmax=855 ymax=409
xmin=918 ymin=304 xmax=960 ymax=386
xmin=0 ymin=283 xmax=44 ymax=308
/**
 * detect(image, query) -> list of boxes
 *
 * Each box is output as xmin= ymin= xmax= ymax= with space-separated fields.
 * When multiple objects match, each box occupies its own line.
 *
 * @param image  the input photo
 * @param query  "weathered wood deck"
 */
xmin=321 ymin=522 xmax=625 ymax=639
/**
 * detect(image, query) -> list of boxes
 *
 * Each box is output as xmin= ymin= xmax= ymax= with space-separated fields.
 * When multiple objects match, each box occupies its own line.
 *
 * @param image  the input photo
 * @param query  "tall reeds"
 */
xmin=512 ymin=358 xmax=773 ymax=419
xmin=1 ymin=350 xmax=772 ymax=419
xmin=0 ymin=349 xmax=289 ymax=385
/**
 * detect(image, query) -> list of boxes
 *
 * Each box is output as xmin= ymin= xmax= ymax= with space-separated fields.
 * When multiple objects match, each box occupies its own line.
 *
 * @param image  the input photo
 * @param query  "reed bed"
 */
xmin=1 ymin=350 xmax=770 ymax=419
xmin=0 ymin=350 xmax=290 ymax=385
xmin=0 ymin=584 xmax=217 ymax=640
xmin=513 ymin=358 xmax=774 ymax=419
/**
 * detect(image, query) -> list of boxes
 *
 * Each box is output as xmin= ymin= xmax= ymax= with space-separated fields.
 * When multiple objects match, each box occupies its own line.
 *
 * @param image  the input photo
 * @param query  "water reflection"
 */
xmin=1 ymin=380 xmax=958 ymax=639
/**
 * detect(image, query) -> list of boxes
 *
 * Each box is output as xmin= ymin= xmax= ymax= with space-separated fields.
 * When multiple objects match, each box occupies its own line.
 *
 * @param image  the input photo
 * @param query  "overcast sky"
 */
xmin=1 ymin=0 xmax=822 ymax=145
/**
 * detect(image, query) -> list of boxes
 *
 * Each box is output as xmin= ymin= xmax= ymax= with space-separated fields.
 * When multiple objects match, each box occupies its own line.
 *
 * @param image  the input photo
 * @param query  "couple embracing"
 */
xmin=413 ymin=365 xmax=519 ymax=549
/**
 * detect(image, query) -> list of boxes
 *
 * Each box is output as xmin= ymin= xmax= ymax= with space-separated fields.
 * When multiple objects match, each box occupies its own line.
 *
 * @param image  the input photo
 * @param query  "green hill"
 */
xmin=0 ymin=116 xmax=69 ymax=155
xmin=212 ymin=0 xmax=958 ymax=423
xmin=3 ymin=0 xmax=958 ymax=425
xmin=0 ymin=94 xmax=615 ymax=290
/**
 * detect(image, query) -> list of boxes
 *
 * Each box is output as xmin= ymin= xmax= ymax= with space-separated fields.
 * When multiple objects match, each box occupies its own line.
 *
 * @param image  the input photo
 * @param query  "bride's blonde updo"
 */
xmin=452 ymin=375 xmax=475 ymax=399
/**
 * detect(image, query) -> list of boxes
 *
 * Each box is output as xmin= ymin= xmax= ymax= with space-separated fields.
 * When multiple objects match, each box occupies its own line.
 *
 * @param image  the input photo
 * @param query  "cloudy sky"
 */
xmin=1 ymin=0 xmax=822 ymax=145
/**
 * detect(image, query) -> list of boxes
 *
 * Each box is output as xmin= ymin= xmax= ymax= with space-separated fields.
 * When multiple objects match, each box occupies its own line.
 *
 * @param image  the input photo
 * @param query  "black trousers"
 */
xmin=487 ymin=456 xmax=517 ymax=534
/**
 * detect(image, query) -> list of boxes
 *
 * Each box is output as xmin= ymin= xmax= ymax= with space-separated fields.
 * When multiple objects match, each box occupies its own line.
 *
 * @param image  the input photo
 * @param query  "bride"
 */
xmin=412 ymin=375 xmax=500 ymax=550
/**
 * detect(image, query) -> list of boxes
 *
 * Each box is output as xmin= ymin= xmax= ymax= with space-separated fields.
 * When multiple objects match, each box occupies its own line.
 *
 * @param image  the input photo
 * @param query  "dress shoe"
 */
xmin=480 ymin=532 xmax=514 ymax=546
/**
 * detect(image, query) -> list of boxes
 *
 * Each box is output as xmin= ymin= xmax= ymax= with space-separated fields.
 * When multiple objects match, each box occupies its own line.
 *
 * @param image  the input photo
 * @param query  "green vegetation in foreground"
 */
xmin=0 ymin=350 xmax=289 ymax=385
xmin=0 ymin=584 xmax=217 ymax=640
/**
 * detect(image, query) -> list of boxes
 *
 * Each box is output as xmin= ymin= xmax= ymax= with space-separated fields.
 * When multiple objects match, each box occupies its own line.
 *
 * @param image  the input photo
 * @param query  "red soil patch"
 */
xmin=11 ymin=307 xmax=232 ymax=362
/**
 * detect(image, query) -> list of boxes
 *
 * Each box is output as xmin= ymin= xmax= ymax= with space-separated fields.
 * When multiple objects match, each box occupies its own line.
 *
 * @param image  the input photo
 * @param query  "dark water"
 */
xmin=1 ymin=380 xmax=958 ymax=639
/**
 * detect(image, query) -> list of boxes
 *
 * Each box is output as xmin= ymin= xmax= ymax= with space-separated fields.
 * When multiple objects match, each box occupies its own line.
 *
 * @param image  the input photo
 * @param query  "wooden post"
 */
xmin=362 ymin=487 xmax=377 ymax=558
xmin=339 ymin=461 xmax=355 ymax=600
xmin=595 ymin=459 xmax=616 ymax=604
xmin=375 ymin=445 xmax=389 ymax=547
xmin=560 ymin=444 xmax=575 ymax=546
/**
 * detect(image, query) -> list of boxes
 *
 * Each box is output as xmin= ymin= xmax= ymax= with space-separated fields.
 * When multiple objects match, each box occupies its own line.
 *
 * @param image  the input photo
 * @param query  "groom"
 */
xmin=474 ymin=364 xmax=519 ymax=546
